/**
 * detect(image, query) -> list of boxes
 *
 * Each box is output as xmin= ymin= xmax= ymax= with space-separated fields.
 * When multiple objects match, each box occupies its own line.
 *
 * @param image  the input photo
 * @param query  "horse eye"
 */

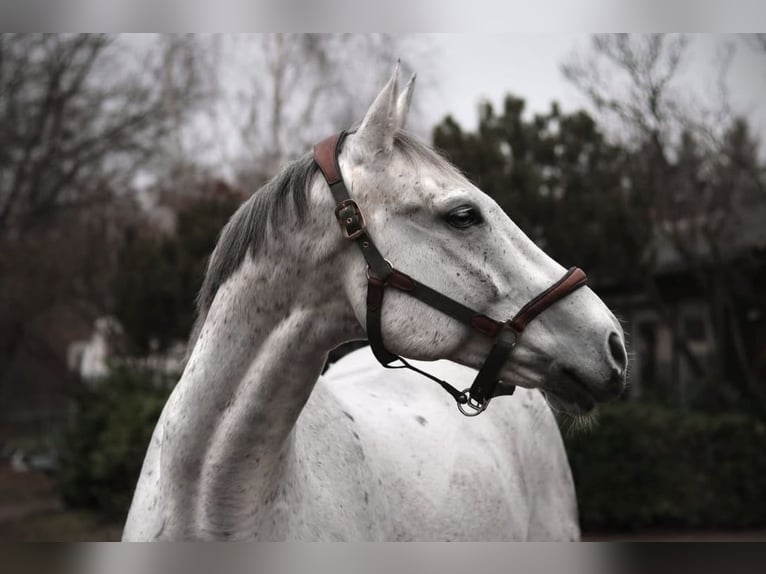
xmin=445 ymin=205 xmax=483 ymax=229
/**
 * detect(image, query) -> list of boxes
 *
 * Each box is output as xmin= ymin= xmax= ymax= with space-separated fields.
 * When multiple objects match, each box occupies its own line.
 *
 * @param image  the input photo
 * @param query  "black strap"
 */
xmin=383 ymin=356 xmax=468 ymax=404
xmin=467 ymin=322 xmax=519 ymax=406
xmin=396 ymin=273 xmax=488 ymax=330
xmin=366 ymin=279 xmax=471 ymax=407
xmin=366 ymin=277 xmax=399 ymax=365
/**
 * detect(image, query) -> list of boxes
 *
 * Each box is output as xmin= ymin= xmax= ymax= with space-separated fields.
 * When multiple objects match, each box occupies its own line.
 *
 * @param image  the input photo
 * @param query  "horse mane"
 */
xmin=188 ymin=131 xmax=463 ymax=352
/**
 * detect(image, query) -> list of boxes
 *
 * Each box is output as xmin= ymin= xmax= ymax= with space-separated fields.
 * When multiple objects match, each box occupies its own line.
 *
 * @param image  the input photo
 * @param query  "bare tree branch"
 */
xmin=184 ymin=34 xmax=421 ymax=186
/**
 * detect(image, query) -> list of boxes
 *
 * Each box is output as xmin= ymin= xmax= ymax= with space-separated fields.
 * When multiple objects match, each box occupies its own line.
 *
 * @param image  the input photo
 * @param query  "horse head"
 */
xmin=334 ymin=65 xmax=627 ymax=415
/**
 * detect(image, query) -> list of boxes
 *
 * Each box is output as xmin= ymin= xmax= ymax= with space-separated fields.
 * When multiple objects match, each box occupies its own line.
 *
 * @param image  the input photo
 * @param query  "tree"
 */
xmin=0 ymin=34 xmax=206 ymax=235
xmin=563 ymin=34 xmax=766 ymax=414
xmin=0 ymin=34 xmax=207 ymax=421
xmin=113 ymin=180 xmax=244 ymax=354
xmin=186 ymin=34 xmax=422 ymax=186
xmin=0 ymin=34 xmax=430 ymax=428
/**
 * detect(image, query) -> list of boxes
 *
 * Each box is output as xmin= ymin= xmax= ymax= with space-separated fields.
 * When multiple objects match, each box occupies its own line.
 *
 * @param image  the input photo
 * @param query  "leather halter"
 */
xmin=314 ymin=131 xmax=588 ymax=416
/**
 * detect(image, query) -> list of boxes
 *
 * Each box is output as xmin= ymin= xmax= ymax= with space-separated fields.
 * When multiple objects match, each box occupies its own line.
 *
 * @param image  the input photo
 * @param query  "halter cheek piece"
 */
xmin=314 ymin=131 xmax=588 ymax=416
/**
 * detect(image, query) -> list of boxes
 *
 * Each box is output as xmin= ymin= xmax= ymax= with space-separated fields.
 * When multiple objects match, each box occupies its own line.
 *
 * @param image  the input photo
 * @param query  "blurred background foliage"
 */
xmin=56 ymin=366 xmax=173 ymax=518
xmin=565 ymin=403 xmax=766 ymax=531
xmin=1 ymin=34 xmax=766 ymax=539
xmin=113 ymin=181 xmax=244 ymax=354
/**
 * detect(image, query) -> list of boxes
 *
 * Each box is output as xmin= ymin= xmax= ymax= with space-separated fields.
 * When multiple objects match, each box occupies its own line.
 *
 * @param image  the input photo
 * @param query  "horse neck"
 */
xmin=158 ymin=178 xmax=361 ymax=538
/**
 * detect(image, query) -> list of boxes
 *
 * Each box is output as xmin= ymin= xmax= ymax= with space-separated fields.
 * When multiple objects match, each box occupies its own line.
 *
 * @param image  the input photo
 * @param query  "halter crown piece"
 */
xmin=314 ymin=131 xmax=588 ymax=416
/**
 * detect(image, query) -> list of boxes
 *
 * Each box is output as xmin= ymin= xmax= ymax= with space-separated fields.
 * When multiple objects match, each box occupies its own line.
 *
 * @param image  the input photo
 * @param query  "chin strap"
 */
xmin=314 ymin=131 xmax=588 ymax=416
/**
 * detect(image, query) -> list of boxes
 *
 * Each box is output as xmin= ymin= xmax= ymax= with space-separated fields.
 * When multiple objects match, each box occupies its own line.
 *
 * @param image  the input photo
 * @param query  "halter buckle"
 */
xmin=334 ymin=199 xmax=366 ymax=240
xmin=365 ymin=259 xmax=393 ymax=281
xmin=457 ymin=389 xmax=489 ymax=417
xmin=497 ymin=321 xmax=519 ymax=347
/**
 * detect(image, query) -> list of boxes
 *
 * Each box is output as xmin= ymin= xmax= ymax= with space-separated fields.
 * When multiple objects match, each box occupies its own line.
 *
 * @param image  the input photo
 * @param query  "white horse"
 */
xmin=123 ymin=66 xmax=627 ymax=541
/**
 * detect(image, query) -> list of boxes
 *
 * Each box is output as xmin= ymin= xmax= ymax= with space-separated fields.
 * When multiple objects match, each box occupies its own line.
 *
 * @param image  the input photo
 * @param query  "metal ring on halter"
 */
xmin=457 ymin=389 xmax=489 ymax=417
xmin=366 ymin=259 xmax=393 ymax=281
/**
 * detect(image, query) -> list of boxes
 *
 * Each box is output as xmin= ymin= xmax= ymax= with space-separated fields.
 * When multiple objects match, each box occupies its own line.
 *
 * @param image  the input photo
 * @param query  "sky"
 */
xmin=127 ymin=34 xmax=766 ymax=181
xmin=409 ymin=34 xmax=766 ymax=139
xmin=416 ymin=34 xmax=590 ymax=128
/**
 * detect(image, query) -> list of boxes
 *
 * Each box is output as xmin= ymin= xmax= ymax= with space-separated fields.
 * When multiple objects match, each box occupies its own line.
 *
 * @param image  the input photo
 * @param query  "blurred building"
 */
xmin=67 ymin=317 xmax=186 ymax=386
xmin=602 ymin=203 xmax=766 ymax=408
xmin=67 ymin=317 xmax=124 ymax=386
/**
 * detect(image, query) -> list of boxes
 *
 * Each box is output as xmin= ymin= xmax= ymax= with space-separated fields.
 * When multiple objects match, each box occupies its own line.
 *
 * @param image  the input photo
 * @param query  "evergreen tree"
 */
xmin=113 ymin=182 xmax=243 ymax=354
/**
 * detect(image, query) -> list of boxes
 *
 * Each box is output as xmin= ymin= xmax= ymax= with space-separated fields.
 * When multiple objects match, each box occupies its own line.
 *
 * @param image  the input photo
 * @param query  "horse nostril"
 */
xmin=608 ymin=332 xmax=628 ymax=372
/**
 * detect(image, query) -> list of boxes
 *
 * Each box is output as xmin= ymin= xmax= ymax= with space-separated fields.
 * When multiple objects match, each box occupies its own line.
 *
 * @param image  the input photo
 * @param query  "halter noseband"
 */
xmin=314 ymin=131 xmax=587 ymax=416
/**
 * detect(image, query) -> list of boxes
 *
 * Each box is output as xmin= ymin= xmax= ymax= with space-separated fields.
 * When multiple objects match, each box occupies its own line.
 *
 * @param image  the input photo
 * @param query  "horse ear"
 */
xmin=395 ymin=74 xmax=416 ymax=130
xmin=354 ymin=63 xmax=399 ymax=156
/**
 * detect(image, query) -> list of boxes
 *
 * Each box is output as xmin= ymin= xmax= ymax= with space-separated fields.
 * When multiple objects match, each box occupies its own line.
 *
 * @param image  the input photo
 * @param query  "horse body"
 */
xmin=123 ymin=65 xmax=625 ymax=541
xmin=125 ymin=348 xmax=578 ymax=541
xmin=305 ymin=350 xmax=579 ymax=541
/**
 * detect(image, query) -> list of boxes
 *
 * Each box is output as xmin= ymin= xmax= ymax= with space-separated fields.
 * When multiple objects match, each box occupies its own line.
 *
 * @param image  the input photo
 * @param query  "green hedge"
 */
xmin=56 ymin=366 xmax=173 ymax=519
xmin=564 ymin=403 xmax=766 ymax=531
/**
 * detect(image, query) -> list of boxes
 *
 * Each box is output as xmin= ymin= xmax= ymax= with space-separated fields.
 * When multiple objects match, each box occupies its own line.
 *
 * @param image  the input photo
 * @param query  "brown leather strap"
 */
xmin=510 ymin=267 xmax=587 ymax=331
xmin=314 ymin=134 xmax=343 ymax=185
xmin=316 ymin=132 xmax=393 ymax=280
xmin=467 ymin=268 xmax=587 ymax=405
